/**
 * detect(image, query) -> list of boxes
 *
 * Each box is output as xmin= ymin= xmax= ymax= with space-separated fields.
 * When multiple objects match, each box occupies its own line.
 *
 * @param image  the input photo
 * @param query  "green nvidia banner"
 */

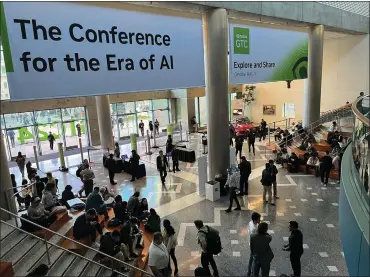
xmin=229 ymin=24 xmax=308 ymax=84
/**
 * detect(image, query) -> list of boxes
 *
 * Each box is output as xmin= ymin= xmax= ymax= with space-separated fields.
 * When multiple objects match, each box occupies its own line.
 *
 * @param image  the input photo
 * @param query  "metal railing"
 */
xmin=0 ymin=208 xmax=153 ymax=277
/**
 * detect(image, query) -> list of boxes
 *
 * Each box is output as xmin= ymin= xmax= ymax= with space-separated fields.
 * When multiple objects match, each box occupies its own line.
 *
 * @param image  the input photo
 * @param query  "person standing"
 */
xmin=139 ymin=120 xmax=145 ymax=137
xmin=225 ymin=168 xmax=241 ymax=213
xmin=261 ymin=163 xmax=275 ymax=206
xmin=247 ymin=212 xmax=261 ymax=276
xmin=162 ymin=219 xmax=179 ymax=276
xmin=283 ymin=221 xmax=304 ymax=277
xmin=247 ymin=128 xmax=256 ymax=155
xmin=156 ymin=150 xmax=169 ymax=185
xmin=104 ymin=153 xmax=117 ymax=185
xmin=155 ymin=119 xmax=160 ymax=136
xmin=238 ymin=156 xmax=252 ymax=196
xmin=250 ymin=222 xmax=274 ymax=277
xmin=128 ymin=191 xmax=141 ymax=218
xmin=129 ymin=150 xmax=140 ymax=182
xmin=191 ymin=116 xmax=197 ymax=133
xmin=79 ymin=164 xmax=95 ymax=197
xmin=194 ymin=220 xmax=219 ymax=277
xmin=114 ymin=142 xmax=120 ymax=158
xmin=15 ymin=152 xmax=26 ymax=178
xmin=171 ymin=146 xmax=180 ymax=172
xmin=320 ymin=150 xmax=333 ymax=186
xmin=149 ymin=121 xmax=154 ymax=138
xmin=259 ymin=119 xmax=267 ymax=141
xmin=148 ymin=232 xmax=171 ymax=277
xmin=269 ymin=160 xmax=279 ymax=199
xmin=76 ymin=123 xmax=82 ymax=137
xmin=235 ymin=134 xmax=243 ymax=159
xmin=229 ymin=123 xmax=235 ymax=147
xmin=8 ymin=129 xmax=15 ymax=147
xmin=48 ymin=132 xmax=55 ymax=150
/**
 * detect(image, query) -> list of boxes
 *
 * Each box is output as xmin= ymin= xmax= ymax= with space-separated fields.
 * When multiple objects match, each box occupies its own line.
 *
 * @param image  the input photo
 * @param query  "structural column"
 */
xmin=95 ymin=95 xmax=114 ymax=150
xmin=303 ymin=25 xmax=324 ymax=127
xmin=0 ymin=134 xmax=17 ymax=220
xmin=204 ymin=8 xmax=230 ymax=178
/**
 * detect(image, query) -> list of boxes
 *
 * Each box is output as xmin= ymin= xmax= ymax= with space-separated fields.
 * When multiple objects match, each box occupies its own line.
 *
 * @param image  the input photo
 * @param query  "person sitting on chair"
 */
xmin=113 ymin=195 xmax=130 ymax=223
xmin=28 ymin=196 xmax=57 ymax=227
xmin=61 ymin=185 xmax=75 ymax=207
xmin=73 ymin=208 xmax=103 ymax=248
xmin=145 ymin=208 xmax=161 ymax=233
xmin=85 ymin=187 xmax=109 ymax=221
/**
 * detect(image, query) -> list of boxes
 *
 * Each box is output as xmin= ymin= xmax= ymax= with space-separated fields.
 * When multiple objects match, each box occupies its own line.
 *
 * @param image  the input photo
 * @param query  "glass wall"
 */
xmin=1 ymin=107 xmax=89 ymax=160
xmin=110 ymin=99 xmax=170 ymax=140
xmin=1 ymin=45 xmax=10 ymax=100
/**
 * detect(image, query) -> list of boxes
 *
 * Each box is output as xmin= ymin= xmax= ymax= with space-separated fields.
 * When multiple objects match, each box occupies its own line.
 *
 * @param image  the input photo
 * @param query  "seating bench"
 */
xmin=33 ymin=212 xmax=70 ymax=240
xmin=312 ymin=141 xmax=332 ymax=152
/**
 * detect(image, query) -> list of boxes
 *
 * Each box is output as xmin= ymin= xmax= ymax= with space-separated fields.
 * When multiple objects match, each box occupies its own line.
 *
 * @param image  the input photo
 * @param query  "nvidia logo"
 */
xmin=233 ymin=27 xmax=250 ymax=55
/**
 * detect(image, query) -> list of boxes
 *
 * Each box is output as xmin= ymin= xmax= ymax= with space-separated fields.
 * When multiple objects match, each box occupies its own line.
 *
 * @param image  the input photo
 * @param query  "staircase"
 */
xmin=0 ymin=208 xmax=153 ymax=277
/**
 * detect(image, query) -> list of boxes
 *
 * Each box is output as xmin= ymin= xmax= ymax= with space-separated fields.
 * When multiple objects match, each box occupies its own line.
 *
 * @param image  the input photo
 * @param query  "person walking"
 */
xmin=194 ymin=220 xmax=219 ymax=277
xmin=78 ymin=164 xmax=95 ymax=197
xmin=238 ymin=156 xmax=252 ymax=196
xmin=48 ymin=132 xmax=55 ymax=150
xmin=283 ymin=221 xmax=304 ymax=277
xmin=269 ymin=160 xmax=279 ymax=199
xmin=155 ymin=119 xmax=160 ymax=136
xmin=235 ymin=134 xmax=243 ymax=159
xmin=320 ymin=150 xmax=333 ymax=186
xmin=129 ymin=150 xmax=140 ymax=182
xmin=15 ymin=152 xmax=26 ymax=178
xmin=246 ymin=212 xmax=261 ymax=276
xmin=114 ymin=142 xmax=120 ymax=158
xmin=162 ymin=219 xmax=179 ymax=276
xmin=104 ymin=153 xmax=117 ymax=185
xmin=261 ymin=163 xmax=275 ymax=205
xmin=139 ymin=120 xmax=144 ymax=137
xmin=225 ymin=168 xmax=242 ymax=213
xmin=76 ymin=123 xmax=82 ymax=137
xmin=8 ymin=129 xmax=15 ymax=147
xmin=259 ymin=119 xmax=267 ymax=141
xmin=250 ymin=222 xmax=274 ymax=277
xmin=149 ymin=121 xmax=154 ymax=138
xmin=148 ymin=232 xmax=171 ymax=277
xmin=247 ymin=128 xmax=256 ymax=155
xmin=156 ymin=150 xmax=169 ymax=185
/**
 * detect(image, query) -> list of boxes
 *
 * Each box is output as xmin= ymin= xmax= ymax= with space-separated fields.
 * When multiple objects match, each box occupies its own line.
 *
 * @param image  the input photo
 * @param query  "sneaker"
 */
xmin=234 ymin=207 xmax=241 ymax=211
xmin=274 ymin=195 xmax=280 ymax=199
xmin=225 ymin=209 xmax=231 ymax=213
xmin=92 ymin=242 xmax=100 ymax=249
xmin=270 ymin=203 xmax=275 ymax=206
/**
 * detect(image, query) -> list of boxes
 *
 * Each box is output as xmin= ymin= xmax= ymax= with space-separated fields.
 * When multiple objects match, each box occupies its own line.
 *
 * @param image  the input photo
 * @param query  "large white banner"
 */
xmin=2 ymin=2 xmax=205 ymax=101
xmin=229 ymin=24 xmax=308 ymax=84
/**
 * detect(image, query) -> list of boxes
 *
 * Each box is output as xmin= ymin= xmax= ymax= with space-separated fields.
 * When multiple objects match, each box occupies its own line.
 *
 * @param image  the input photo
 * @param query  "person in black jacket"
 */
xmin=259 ymin=119 xmax=267 ymax=141
xmin=120 ymin=217 xmax=139 ymax=258
xmin=73 ymin=209 xmax=102 ymax=247
xmin=269 ymin=160 xmax=279 ymax=199
xmin=61 ymin=185 xmax=75 ymax=207
xmin=247 ymin=128 xmax=256 ymax=155
xmin=149 ymin=121 xmax=154 ymax=138
xmin=113 ymin=195 xmax=130 ymax=223
xmin=129 ymin=150 xmax=140 ymax=182
xmin=235 ymin=135 xmax=244 ymax=159
xmin=166 ymin=135 xmax=173 ymax=154
xmin=172 ymin=146 xmax=180 ymax=172
xmin=261 ymin=163 xmax=275 ymax=206
xmin=48 ymin=132 xmax=55 ymax=150
xmin=34 ymin=175 xmax=45 ymax=198
xmin=139 ymin=120 xmax=144 ymax=137
xmin=283 ymin=221 xmax=304 ymax=277
xmin=320 ymin=150 xmax=333 ymax=186
xmin=99 ymin=230 xmax=130 ymax=273
xmin=157 ymin=150 xmax=169 ymax=185
xmin=238 ymin=156 xmax=252 ymax=195
xmin=104 ymin=154 xmax=117 ymax=185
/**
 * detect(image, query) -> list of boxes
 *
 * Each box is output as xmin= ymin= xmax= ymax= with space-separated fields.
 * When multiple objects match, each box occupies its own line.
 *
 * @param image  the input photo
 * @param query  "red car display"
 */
xmin=231 ymin=118 xmax=256 ymax=136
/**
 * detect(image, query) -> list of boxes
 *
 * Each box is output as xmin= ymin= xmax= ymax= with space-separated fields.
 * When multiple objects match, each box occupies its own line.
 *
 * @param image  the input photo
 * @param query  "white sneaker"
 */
xmin=92 ymin=242 xmax=100 ymax=249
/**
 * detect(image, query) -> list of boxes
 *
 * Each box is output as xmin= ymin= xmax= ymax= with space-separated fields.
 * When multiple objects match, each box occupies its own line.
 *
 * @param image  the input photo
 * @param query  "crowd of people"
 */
xmin=138 ymin=119 xmax=161 ymax=137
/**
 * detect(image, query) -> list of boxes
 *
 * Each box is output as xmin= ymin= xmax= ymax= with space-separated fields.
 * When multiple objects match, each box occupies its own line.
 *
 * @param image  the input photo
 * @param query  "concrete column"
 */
xmin=95 ymin=95 xmax=114 ymax=150
xmin=204 ymin=8 xmax=229 ymax=178
xmin=85 ymin=96 xmax=101 ymax=146
xmin=186 ymin=98 xmax=196 ymax=131
xmin=169 ymin=98 xmax=177 ymax=123
xmin=0 ymin=134 xmax=16 ymax=220
xmin=303 ymin=25 xmax=324 ymax=127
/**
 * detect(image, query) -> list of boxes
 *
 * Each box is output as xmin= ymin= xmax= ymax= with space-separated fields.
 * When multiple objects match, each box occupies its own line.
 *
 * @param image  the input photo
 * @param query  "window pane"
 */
xmin=199 ymin=96 xmax=207 ymax=126
xmin=34 ymin=109 xmax=62 ymax=124
xmin=136 ymin=100 xmax=152 ymax=112
xmin=4 ymin=112 xmax=34 ymax=128
xmin=153 ymin=110 xmax=169 ymax=129
xmin=61 ymin=107 xmax=85 ymax=121
xmin=153 ymin=99 xmax=168 ymax=110
xmin=117 ymin=102 xmax=135 ymax=115
xmin=1 ymin=48 xmax=10 ymax=100
xmin=118 ymin=115 xmax=137 ymax=138
xmin=111 ymin=103 xmax=117 ymax=116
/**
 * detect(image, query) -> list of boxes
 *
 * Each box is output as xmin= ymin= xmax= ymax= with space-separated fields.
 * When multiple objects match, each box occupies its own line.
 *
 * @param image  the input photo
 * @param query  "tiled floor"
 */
xmin=9 ymin=133 xmax=348 ymax=276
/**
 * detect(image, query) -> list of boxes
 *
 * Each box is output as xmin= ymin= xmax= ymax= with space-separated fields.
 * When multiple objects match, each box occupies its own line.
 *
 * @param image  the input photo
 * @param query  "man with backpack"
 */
xmin=194 ymin=220 xmax=220 ymax=277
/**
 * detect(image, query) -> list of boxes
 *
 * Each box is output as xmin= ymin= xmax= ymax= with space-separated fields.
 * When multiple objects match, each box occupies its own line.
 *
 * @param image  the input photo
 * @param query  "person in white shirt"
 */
xmin=148 ymin=232 xmax=170 ymax=277
xmin=247 ymin=212 xmax=261 ymax=276
xmin=332 ymin=154 xmax=340 ymax=171
xmin=225 ymin=168 xmax=241 ymax=213
xmin=162 ymin=219 xmax=178 ymax=276
xmin=305 ymin=154 xmax=320 ymax=175
xmin=330 ymin=121 xmax=339 ymax=132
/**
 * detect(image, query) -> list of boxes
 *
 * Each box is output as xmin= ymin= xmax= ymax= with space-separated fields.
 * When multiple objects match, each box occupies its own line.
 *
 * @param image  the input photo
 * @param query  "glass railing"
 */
xmin=351 ymin=95 xmax=370 ymax=201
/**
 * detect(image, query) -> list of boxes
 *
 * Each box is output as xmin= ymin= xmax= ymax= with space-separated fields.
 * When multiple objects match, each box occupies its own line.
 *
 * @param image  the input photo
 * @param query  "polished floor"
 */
xmin=9 ymin=133 xmax=348 ymax=276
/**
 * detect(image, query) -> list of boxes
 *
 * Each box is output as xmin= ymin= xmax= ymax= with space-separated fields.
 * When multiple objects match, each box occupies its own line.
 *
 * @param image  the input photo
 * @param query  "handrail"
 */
xmin=0 ymin=208 xmax=154 ymax=277
xmin=352 ymin=95 xmax=370 ymax=127
xmin=0 ymin=220 xmax=128 ymax=277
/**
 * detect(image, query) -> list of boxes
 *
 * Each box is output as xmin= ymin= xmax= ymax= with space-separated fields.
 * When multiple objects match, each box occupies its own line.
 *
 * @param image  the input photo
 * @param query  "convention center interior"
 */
xmin=0 ymin=1 xmax=369 ymax=277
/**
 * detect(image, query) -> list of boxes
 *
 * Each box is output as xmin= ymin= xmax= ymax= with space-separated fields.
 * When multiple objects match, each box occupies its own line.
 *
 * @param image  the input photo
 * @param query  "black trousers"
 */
xmin=239 ymin=176 xmax=249 ymax=195
xmin=230 ymin=138 xmax=233 ymax=146
xmin=320 ymin=168 xmax=331 ymax=184
xmin=201 ymin=252 xmax=218 ymax=276
xmin=74 ymin=222 xmax=103 ymax=242
xmin=49 ymin=141 xmax=54 ymax=150
xmin=108 ymin=170 xmax=115 ymax=184
xmin=248 ymin=142 xmax=255 ymax=154
xmin=235 ymin=148 xmax=242 ymax=159
xmin=172 ymin=160 xmax=179 ymax=171
xmin=168 ymin=248 xmax=178 ymax=272
xmin=252 ymin=258 xmax=270 ymax=277
xmin=140 ymin=128 xmax=144 ymax=136
xmin=159 ymin=168 xmax=167 ymax=184
xmin=290 ymin=253 xmax=302 ymax=276
xmin=131 ymin=166 xmax=137 ymax=180
xmin=228 ymin=187 xmax=241 ymax=210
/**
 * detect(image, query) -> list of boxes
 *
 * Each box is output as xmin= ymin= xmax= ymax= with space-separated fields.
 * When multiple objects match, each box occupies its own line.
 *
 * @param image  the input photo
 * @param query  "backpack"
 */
xmin=198 ymin=226 xmax=222 ymax=255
